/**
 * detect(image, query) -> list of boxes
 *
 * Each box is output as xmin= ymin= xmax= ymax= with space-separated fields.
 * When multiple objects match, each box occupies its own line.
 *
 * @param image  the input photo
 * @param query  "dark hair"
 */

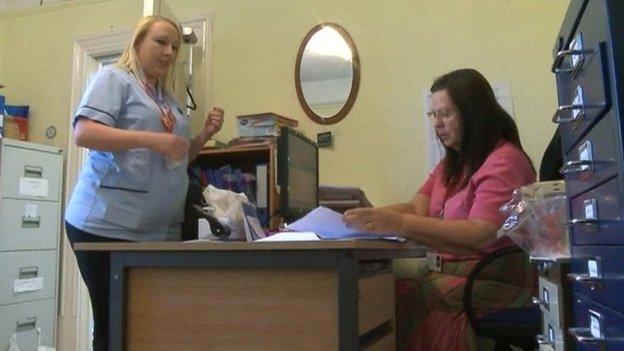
xmin=430 ymin=68 xmax=533 ymax=193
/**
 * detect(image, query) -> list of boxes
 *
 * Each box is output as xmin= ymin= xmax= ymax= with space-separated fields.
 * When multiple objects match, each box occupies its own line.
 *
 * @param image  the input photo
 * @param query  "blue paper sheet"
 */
xmin=288 ymin=206 xmax=406 ymax=242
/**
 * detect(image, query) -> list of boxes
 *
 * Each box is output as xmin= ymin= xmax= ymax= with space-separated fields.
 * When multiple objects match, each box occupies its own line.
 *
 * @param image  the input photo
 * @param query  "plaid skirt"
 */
xmin=395 ymin=250 xmax=535 ymax=351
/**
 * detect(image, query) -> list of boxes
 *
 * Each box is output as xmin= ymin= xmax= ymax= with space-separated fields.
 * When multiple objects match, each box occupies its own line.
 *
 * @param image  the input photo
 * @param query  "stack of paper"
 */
xmin=265 ymin=206 xmax=406 ymax=242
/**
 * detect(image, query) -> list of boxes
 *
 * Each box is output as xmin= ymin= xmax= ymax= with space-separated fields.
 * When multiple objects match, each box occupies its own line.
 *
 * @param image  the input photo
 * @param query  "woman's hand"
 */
xmin=343 ymin=207 xmax=404 ymax=234
xmin=203 ymin=107 xmax=224 ymax=137
xmin=151 ymin=133 xmax=189 ymax=161
xmin=188 ymin=106 xmax=225 ymax=161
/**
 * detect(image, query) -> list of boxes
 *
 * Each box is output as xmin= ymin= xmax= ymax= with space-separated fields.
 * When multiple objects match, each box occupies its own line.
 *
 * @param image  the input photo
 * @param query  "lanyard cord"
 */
xmin=134 ymin=73 xmax=176 ymax=133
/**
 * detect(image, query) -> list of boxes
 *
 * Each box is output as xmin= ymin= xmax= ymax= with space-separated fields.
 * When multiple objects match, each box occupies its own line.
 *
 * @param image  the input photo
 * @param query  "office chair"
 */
xmin=463 ymin=245 xmax=541 ymax=351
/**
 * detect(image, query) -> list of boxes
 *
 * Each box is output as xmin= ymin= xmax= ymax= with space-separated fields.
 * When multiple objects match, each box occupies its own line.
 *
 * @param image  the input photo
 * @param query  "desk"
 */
xmin=75 ymin=240 xmax=425 ymax=351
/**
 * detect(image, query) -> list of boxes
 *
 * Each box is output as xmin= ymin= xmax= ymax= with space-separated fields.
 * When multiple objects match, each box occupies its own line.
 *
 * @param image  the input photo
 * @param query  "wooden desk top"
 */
xmin=75 ymin=240 xmax=426 ymax=256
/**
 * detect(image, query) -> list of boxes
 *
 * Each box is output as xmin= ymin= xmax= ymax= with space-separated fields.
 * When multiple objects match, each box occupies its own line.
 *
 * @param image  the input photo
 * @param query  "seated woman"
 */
xmin=343 ymin=68 xmax=535 ymax=351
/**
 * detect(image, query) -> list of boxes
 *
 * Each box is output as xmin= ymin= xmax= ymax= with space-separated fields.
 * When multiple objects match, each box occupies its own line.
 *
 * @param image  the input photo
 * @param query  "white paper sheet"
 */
xmin=24 ymin=204 xmax=38 ymax=219
xmin=14 ymin=277 xmax=44 ymax=293
xmin=255 ymin=231 xmax=320 ymax=242
xmin=19 ymin=177 xmax=49 ymax=198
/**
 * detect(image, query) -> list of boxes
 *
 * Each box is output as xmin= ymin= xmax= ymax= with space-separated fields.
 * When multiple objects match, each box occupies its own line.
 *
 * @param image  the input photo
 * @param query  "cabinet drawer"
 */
xmin=556 ymin=44 xmax=611 ymax=153
xmin=539 ymin=313 xmax=565 ymax=351
xmin=0 ymin=298 xmax=56 ymax=351
xmin=571 ymin=246 xmax=624 ymax=314
xmin=563 ymin=113 xmax=618 ymax=199
xmin=570 ymin=293 xmax=624 ymax=350
xmin=0 ymin=199 xmax=60 ymax=251
xmin=0 ymin=251 xmax=57 ymax=306
xmin=538 ymin=277 xmax=564 ymax=329
xmin=0 ymin=144 xmax=62 ymax=201
xmin=553 ymin=0 xmax=613 ymax=153
xmin=569 ymin=177 xmax=624 ymax=245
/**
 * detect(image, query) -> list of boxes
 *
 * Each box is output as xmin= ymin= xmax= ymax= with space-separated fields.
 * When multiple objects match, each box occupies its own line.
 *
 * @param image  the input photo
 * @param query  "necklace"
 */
xmin=135 ymin=74 xmax=176 ymax=133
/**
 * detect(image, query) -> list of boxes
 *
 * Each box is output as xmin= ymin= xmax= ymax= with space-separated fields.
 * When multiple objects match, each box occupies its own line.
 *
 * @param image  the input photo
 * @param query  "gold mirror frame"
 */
xmin=295 ymin=23 xmax=360 ymax=125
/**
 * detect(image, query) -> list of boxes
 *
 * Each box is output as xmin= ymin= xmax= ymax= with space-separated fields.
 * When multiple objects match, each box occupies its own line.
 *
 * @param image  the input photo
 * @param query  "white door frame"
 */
xmin=58 ymin=29 xmax=129 ymax=351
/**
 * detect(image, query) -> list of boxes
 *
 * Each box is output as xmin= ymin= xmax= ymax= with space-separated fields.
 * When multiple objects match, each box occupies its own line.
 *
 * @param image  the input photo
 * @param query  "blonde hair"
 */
xmin=116 ymin=15 xmax=182 ymax=94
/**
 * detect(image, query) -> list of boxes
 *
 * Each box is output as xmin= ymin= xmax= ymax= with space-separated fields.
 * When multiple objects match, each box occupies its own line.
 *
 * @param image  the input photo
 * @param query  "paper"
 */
xmin=421 ymin=81 xmax=514 ymax=172
xmin=422 ymin=90 xmax=446 ymax=172
xmin=256 ymin=231 xmax=320 ymax=242
xmin=242 ymin=202 xmax=266 ymax=241
xmin=288 ymin=206 xmax=406 ymax=242
xmin=492 ymin=81 xmax=515 ymax=119
xmin=197 ymin=217 xmax=232 ymax=240
xmin=589 ymin=311 xmax=602 ymax=338
xmin=14 ymin=277 xmax=44 ymax=293
xmin=19 ymin=177 xmax=49 ymax=198
xmin=8 ymin=327 xmax=56 ymax=351
xmin=197 ymin=218 xmax=212 ymax=240
xmin=24 ymin=204 xmax=38 ymax=218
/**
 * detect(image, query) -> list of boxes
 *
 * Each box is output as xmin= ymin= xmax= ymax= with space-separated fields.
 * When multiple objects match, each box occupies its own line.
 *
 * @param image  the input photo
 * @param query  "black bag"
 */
xmin=181 ymin=180 xmax=206 ymax=241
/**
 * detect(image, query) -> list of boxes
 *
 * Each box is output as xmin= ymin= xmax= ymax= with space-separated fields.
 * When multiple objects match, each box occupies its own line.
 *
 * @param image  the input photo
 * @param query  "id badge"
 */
xmin=426 ymin=252 xmax=442 ymax=272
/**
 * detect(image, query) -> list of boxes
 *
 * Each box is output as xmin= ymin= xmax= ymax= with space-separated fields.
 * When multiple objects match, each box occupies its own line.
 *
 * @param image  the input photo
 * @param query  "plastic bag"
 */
xmin=202 ymin=184 xmax=249 ymax=240
xmin=497 ymin=180 xmax=570 ymax=259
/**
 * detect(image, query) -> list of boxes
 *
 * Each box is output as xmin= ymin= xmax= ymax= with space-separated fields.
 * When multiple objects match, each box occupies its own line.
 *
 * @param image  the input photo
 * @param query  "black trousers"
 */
xmin=65 ymin=221 xmax=130 ymax=351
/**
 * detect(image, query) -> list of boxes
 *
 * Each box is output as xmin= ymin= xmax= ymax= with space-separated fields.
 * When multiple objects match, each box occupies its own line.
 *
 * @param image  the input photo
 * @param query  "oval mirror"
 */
xmin=295 ymin=23 xmax=360 ymax=125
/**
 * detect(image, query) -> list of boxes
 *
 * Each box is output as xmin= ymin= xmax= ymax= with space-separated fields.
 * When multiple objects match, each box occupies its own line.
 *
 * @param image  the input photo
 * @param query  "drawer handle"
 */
xmin=19 ymin=266 xmax=39 ymax=278
xmin=567 ymin=273 xmax=603 ymax=289
xmin=554 ymin=66 xmax=574 ymax=74
xmin=24 ymin=165 xmax=43 ymax=178
xmin=537 ymin=335 xmax=554 ymax=346
xmin=553 ymin=48 xmax=594 ymax=75
xmin=556 ymin=48 xmax=594 ymax=58
xmin=568 ymin=327 xmax=604 ymax=344
xmin=16 ymin=317 xmax=37 ymax=329
xmin=559 ymin=160 xmax=594 ymax=174
xmin=552 ymin=103 xmax=585 ymax=123
xmin=21 ymin=216 xmax=41 ymax=228
xmin=567 ymin=218 xmax=598 ymax=226
xmin=532 ymin=296 xmax=547 ymax=308
xmin=552 ymin=103 xmax=606 ymax=124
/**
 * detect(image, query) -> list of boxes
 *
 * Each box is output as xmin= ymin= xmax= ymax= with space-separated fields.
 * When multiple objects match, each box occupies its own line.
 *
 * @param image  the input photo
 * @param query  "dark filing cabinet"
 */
xmin=551 ymin=0 xmax=624 ymax=349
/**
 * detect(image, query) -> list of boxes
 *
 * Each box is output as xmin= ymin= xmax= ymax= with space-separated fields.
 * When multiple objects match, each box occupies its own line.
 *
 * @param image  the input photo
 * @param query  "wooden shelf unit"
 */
xmin=193 ymin=144 xmax=281 ymax=229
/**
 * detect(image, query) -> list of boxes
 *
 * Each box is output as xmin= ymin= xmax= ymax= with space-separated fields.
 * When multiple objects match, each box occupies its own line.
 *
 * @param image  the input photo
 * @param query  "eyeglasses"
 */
xmin=426 ymin=109 xmax=457 ymax=121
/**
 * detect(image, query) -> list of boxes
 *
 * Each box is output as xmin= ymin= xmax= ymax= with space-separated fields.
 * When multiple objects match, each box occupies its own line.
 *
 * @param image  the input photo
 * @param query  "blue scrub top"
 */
xmin=65 ymin=66 xmax=190 ymax=242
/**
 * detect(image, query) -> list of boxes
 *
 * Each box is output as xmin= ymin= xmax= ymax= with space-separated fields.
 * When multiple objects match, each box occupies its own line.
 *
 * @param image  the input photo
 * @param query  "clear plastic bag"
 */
xmin=202 ymin=184 xmax=249 ymax=240
xmin=497 ymin=180 xmax=570 ymax=259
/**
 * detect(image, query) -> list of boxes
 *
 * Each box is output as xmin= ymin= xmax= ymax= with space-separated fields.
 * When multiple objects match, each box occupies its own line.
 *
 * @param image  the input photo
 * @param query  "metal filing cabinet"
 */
xmin=551 ymin=0 xmax=624 ymax=349
xmin=0 ymin=139 xmax=63 ymax=351
xmin=535 ymin=260 xmax=575 ymax=351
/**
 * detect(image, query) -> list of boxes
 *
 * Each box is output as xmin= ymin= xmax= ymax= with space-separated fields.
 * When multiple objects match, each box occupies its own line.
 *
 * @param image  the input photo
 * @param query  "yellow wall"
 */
xmin=0 ymin=0 xmax=141 ymax=150
xmin=1 ymin=0 xmax=569 ymax=206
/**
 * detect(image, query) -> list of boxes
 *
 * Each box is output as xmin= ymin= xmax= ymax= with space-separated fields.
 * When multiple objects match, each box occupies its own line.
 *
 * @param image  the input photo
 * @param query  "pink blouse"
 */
xmin=418 ymin=141 xmax=535 ymax=259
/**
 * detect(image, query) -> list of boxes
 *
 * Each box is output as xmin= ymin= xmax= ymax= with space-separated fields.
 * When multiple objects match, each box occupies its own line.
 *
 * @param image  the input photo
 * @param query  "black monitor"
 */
xmin=278 ymin=127 xmax=319 ymax=223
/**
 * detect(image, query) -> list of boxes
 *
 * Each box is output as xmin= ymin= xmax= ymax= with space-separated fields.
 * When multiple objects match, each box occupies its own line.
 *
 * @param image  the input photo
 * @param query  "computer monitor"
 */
xmin=278 ymin=127 xmax=319 ymax=223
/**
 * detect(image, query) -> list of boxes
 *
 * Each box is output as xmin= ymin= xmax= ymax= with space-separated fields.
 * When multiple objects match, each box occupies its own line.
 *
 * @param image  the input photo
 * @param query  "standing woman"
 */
xmin=344 ymin=69 xmax=535 ymax=350
xmin=65 ymin=16 xmax=224 ymax=351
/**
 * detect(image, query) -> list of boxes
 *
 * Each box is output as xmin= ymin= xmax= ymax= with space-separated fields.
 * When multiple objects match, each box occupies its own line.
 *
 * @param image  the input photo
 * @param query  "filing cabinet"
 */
xmin=0 ymin=139 xmax=63 ymax=351
xmin=551 ymin=0 xmax=624 ymax=349
xmin=535 ymin=261 xmax=574 ymax=351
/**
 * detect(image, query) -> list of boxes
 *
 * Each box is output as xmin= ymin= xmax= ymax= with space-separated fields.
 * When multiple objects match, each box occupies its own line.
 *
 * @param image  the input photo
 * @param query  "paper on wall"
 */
xmin=420 ymin=81 xmax=515 ymax=172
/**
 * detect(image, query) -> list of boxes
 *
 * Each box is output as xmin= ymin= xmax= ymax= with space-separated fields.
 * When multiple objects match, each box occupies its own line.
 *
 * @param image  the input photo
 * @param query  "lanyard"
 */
xmin=135 ymin=75 xmax=176 ymax=133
